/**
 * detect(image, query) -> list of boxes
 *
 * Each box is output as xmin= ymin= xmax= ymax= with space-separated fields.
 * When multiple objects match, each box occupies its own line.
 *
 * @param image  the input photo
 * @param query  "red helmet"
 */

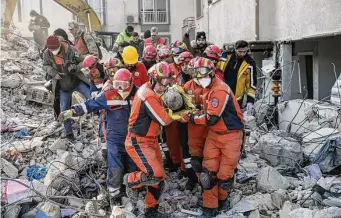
xmin=82 ymin=55 xmax=98 ymax=69
xmin=177 ymin=51 xmax=193 ymax=65
xmin=148 ymin=62 xmax=173 ymax=86
xmin=113 ymin=69 xmax=132 ymax=91
xmin=187 ymin=56 xmax=199 ymax=76
xmin=158 ymin=45 xmax=172 ymax=59
xmin=143 ymin=45 xmax=157 ymax=60
xmin=171 ymin=40 xmax=188 ymax=56
xmin=104 ymin=57 xmax=122 ymax=77
xmin=204 ymin=45 xmax=221 ymax=61
xmin=193 ymin=57 xmax=215 ymax=78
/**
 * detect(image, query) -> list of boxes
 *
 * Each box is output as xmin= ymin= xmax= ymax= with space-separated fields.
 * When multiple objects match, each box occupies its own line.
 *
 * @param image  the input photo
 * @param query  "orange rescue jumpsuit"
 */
xmin=183 ymin=80 xmax=209 ymax=174
xmin=125 ymin=82 xmax=172 ymax=209
xmin=189 ymin=78 xmax=244 ymax=209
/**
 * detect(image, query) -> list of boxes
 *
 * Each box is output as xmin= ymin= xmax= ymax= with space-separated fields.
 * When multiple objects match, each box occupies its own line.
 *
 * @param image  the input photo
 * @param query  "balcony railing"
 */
xmin=140 ymin=10 xmax=168 ymax=24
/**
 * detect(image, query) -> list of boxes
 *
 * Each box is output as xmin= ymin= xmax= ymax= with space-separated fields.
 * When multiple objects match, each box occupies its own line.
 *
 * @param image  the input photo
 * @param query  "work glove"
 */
xmin=91 ymin=91 xmax=100 ymax=98
xmin=58 ymin=109 xmax=74 ymax=122
xmin=246 ymin=102 xmax=253 ymax=115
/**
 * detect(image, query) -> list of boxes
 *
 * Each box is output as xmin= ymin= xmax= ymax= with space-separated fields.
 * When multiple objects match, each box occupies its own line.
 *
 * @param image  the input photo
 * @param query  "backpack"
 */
xmin=81 ymin=32 xmax=103 ymax=60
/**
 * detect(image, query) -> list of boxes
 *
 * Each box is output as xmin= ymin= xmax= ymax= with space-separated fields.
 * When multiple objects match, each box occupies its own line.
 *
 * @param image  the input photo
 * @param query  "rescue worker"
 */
xmin=28 ymin=10 xmax=50 ymax=48
xmin=123 ymin=62 xmax=174 ymax=218
xmin=121 ymin=46 xmax=149 ymax=88
xmin=170 ymin=40 xmax=188 ymax=65
xmin=101 ymin=57 xmax=123 ymax=159
xmin=60 ymin=68 xmax=137 ymax=205
xmin=130 ymin=32 xmax=144 ymax=58
xmin=42 ymin=35 xmax=90 ymax=140
xmin=113 ymin=26 xmax=134 ymax=52
xmin=217 ymin=40 xmax=257 ymax=112
xmin=158 ymin=45 xmax=183 ymax=173
xmin=142 ymin=45 xmax=157 ymax=70
xmin=144 ymin=27 xmax=166 ymax=48
xmin=173 ymin=51 xmax=199 ymax=190
xmin=181 ymin=57 xmax=244 ymax=217
xmin=183 ymin=29 xmax=209 ymax=57
xmin=82 ymin=55 xmax=106 ymax=97
xmin=203 ymin=45 xmax=224 ymax=80
xmin=68 ymin=21 xmax=101 ymax=58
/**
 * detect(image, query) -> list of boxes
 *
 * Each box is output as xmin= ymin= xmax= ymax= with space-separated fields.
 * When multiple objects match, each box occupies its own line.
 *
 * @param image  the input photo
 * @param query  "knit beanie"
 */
xmin=53 ymin=28 xmax=69 ymax=41
xmin=46 ymin=35 xmax=60 ymax=50
xmin=196 ymin=31 xmax=206 ymax=40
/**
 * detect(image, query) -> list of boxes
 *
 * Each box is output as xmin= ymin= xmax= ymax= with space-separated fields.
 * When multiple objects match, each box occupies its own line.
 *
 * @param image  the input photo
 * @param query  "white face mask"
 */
xmin=31 ymin=17 xmax=36 ymax=21
xmin=198 ymin=77 xmax=211 ymax=88
xmin=51 ymin=46 xmax=61 ymax=55
xmin=193 ymin=78 xmax=200 ymax=85
xmin=118 ymin=90 xmax=130 ymax=99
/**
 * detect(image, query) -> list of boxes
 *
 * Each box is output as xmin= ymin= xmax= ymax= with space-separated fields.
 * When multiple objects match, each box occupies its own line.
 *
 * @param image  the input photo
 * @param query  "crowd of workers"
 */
xmin=42 ymin=18 xmax=257 ymax=217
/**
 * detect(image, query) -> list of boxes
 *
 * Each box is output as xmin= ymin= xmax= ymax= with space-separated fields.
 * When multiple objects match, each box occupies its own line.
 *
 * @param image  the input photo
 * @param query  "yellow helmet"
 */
xmin=122 ymin=46 xmax=138 ymax=65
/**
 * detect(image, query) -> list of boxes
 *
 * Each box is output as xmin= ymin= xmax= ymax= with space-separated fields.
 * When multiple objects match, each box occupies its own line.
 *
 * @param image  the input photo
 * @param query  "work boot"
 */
xmin=178 ymin=170 xmax=187 ymax=180
xmin=185 ymin=168 xmax=198 ymax=191
xmin=145 ymin=206 xmax=170 ymax=218
xmin=218 ymin=199 xmax=231 ymax=212
xmin=199 ymin=207 xmax=218 ymax=218
xmin=163 ymin=151 xmax=179 ymax=172
xmin=61 ymin=132 xmax=75 ymax=141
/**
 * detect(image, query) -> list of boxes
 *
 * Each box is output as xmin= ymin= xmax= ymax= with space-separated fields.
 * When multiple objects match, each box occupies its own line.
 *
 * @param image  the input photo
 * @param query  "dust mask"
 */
xmin=118 ymin=90 xmax=130 ymax=99
xmin=51 ymin=46 xmax=61 ymax=55
xmin=198 ymin=77 xmax=211 ymax=88
xmin=193 ymin=78 xmax=200 ymax=85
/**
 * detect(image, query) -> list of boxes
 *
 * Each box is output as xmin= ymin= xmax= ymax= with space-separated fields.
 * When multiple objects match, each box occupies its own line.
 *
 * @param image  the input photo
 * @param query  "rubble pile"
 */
xmin=1 ymin=36 xmax=341 ymax=218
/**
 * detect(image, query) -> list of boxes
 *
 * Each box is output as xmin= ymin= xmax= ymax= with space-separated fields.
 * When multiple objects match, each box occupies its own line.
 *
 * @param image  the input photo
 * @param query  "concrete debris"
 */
xmin=288 ymin=207 xmax=341 ymax=218
xmin=257 ymin=166 xmax=290 ymax=192
xmin=0 ymin=158 xmax=19 ymax=178
xmin=271 ymin=189 xmax=289 ymax=209
xmin=49 ymin=137 xmax=69 ymax=151
xmin=253 ymin=132 xmax=303 ymax=167
xmin=230 ymin=192 xmax=275 ymax=213
xmin=248 ymin=209 xmax=261 ymax=218
xmin=1 ymin=73 xmax=24 ymax=88
xmin=302 ymin=128 xmax=339 ymax=161
xmin=279 ymin=201 xmax=297 ymax=218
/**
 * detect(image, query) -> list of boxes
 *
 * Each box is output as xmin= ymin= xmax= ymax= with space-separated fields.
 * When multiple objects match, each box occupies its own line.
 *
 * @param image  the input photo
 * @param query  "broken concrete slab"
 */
xmin=279 ymin=201 xmax=296 ymax=218
xmin=257 ymin=166 xmax=290 ymax=193
xmin=230 ymin=192 xmax=275 ymax=213
xmin=254 ymin=132 xmax=303 ymax=167
xmin=49 ymin=137 xmax=68 ymax=151
xmin=248 ymin=210 xmax=261 ymax=218
xmin=271 ymin=189 xmax=288 ymax=209
xmin=0 ymin=158 xmax=19 ymax=178
xmin=1 ymin=73 xmax=23 ymax=88
xmin=314 ymin=207 xmax=341 ymax=218
xmin=288 ymin=208 xmax=314 ymax=218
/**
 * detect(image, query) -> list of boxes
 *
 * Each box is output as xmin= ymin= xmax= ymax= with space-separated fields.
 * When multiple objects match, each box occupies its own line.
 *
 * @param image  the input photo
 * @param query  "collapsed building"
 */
xmin=1 ymin=22 xmax=341 ymax=218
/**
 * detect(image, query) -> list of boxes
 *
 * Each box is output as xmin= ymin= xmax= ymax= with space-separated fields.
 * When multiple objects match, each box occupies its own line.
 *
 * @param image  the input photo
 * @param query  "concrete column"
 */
xmin=280 ymin=43 xmax=293 ymax=101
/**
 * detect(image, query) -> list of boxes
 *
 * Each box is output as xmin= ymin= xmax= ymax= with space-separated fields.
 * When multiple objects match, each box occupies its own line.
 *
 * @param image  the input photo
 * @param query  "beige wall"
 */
xmin=259 ymin=0 xmax=341 ymax=41
xmin=169 ymin=0 xmax=195 ymax=41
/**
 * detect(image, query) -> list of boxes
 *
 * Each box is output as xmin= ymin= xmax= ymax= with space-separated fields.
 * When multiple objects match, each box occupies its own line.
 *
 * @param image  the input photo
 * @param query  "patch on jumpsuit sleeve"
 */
xmin=211 ymin=98 xmax=219 ymax=108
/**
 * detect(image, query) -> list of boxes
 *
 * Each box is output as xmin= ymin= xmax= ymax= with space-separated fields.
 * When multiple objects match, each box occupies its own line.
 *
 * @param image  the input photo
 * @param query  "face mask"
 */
xmin=51 ymin=46 xmax=61 ymax=55
xmin=193 ymin=78 xmax=200 ymax=85
xmin=31 ymin=17 xmax=36 ymax=21
xmin=174 ymin=56 xmax=179 ymax=64
xmin=118 ymin=90 xmax=130 ymax=99
xmin=198 ymin=77 xmax=211 ymax=88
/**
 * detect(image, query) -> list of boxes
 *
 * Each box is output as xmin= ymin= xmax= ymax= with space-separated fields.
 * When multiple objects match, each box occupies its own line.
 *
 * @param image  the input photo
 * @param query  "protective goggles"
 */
xmin=193 ymin=67 xmax=212 ymax=77
xmin=143 ymin=52 xmax=156 ymax=59
xmin=113 ymin=80 xmax=131 ymax=90
xmin=157 ymin=77 xmax=173 ymax=87
xmin=105 ymin=68 xmax=118 ymax=77
xmin=158 ymin=49 xmax=172 ymax=57
xmin=171 ymin=47 xmax=183 ymax=55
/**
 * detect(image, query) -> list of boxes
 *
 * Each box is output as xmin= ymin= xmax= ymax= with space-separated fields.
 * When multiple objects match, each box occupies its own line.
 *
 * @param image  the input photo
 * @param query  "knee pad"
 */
xmin=219 ymin=176 xmax=235 ymax=190
xmin=191 ymin=156 xmax=203 ymax=173
xmin=199 ymin=168 xmax=217 ymax=190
